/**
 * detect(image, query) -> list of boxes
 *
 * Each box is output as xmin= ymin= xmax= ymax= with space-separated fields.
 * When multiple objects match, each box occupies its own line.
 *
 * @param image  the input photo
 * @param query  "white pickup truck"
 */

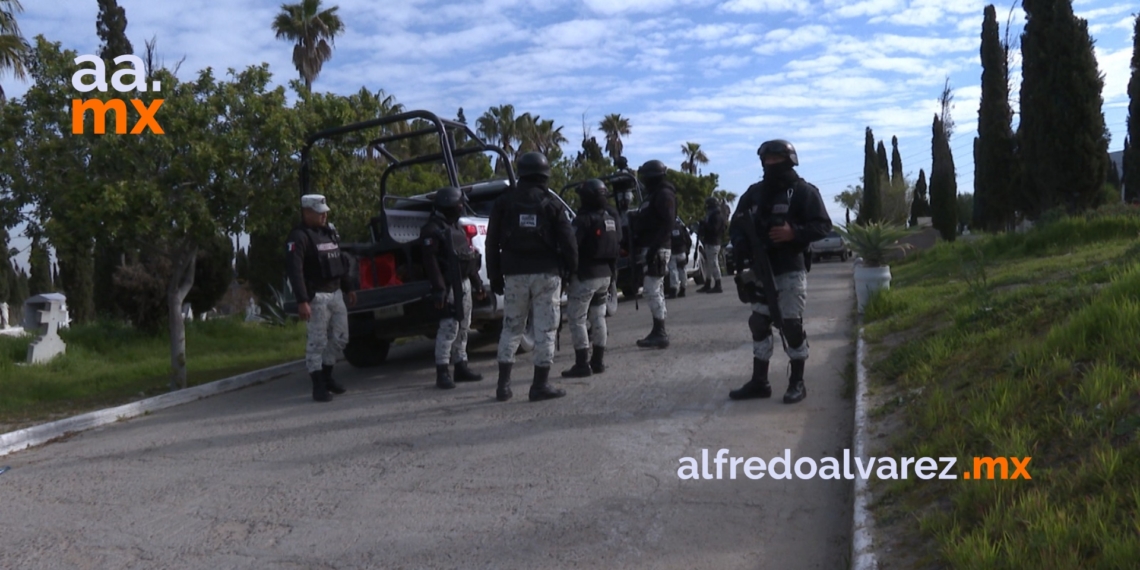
xmin=810 ymin=228 xmax=850 ymax=262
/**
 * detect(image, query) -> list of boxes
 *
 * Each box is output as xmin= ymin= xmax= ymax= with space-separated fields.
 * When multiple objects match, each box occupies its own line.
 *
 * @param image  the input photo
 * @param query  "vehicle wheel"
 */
xmin=343 ymin=335 xmax=391 ymax=368
xmin=693 ymin=268 xmax=705 ymax=286
xmin=841 ymin=251 xmax=849 ymax=261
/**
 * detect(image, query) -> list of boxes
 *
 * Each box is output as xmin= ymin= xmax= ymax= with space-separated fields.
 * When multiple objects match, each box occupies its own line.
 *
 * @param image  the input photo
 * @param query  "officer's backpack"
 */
xmin=503 ymin=192 xmax=557 ymax=254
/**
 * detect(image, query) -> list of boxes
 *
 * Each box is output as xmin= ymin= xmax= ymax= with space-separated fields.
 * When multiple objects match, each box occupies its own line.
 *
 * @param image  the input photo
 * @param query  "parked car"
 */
xmin=811 ymin=228 xmax=850 ymax=262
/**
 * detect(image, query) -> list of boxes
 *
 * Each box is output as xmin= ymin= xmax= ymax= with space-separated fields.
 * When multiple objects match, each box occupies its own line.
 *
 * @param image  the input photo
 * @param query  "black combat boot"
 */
xmin=561 ymin=348 xmax=593 ymax=378
xmin=589 ymin=346 xmax=606 ymax=374
xmin=322 ymin=364 xmax=346 ymax=394
xmin=783 ymin=359 xmax=807 ymax=404
xmin=697 ymin=281 xmax=712 ymax=293
xmin=529 ymin=366 xmax=566 ymax=401
xmin=311 ymin=371 xmax=331 ymax=402
xmin=436 ymin=364 xmax=456 ymax=390
xmin=678 ymin=286 xmax=686 ymax=298
xmin=665 ymin=287 xmax=677 ymax=299
xmin=729 ymin=358 xmax=772 ymax=400
xmin=711 ymin=279 xmax=723 ymax=293
xmin=496 ymin=362 xmax=513 ymax=402
xmin=454 ymin=361 xmax=483 ymax=382
xmin=636 ymin=319 xmax=670 ymax=349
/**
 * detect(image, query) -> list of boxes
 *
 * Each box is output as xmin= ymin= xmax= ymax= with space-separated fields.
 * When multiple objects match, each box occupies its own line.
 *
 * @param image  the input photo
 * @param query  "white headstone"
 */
xmin=23 ymin=293 xmax=68 ymax=364
xmin=245 ymin=298 xmax=261 ymax=322
xmin=0 ymin=302 xmax=8 ymax=329
xmin=182 ymin=302 xmax=194 ymax=322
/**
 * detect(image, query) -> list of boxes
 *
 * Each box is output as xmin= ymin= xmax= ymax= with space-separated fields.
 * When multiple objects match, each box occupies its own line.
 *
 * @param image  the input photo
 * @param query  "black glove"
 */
xmin=491 ymin=275 xmax=505 ymax=296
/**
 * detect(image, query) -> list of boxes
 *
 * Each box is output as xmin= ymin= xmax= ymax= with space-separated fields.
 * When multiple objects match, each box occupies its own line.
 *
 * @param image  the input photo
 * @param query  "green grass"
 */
xmin=864 ymin=206 xmax=1140 ymax=569
xmin=0 ymin=317 xmax=306 ymax=430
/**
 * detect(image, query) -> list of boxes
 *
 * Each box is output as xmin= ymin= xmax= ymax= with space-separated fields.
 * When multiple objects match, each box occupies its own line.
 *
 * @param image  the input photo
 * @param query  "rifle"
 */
xmin=692 ymin=220 xmax=702 ymax=285
xmin=737 ymin=210 xmax=783 ymax=330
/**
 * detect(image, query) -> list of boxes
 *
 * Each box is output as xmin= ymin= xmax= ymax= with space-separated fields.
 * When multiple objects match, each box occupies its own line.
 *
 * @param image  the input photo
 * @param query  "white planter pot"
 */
xmin=854 ymin=265 xmax=891 ymax=312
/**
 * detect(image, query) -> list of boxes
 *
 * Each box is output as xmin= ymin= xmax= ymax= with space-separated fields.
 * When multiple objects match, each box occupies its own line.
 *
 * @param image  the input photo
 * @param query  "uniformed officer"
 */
xmin=561 ymin=179 xmax=622 ymax=378
xmin=728 ymin=140 xmax=831 ymax=404
xmin=666 ymin=215 xmax=692 ymax=299
xmin=286 ymin=194 xmax=358 ymax=402
xmin=697 ymin=196 xmax=726 ymax=293
xmin=486 ymin=152 xmax=578 ymax=402
xmin=633 ymin=159 xmax=676 ymax=349
xmin=421 ymin=187 xmax=488 ymax=390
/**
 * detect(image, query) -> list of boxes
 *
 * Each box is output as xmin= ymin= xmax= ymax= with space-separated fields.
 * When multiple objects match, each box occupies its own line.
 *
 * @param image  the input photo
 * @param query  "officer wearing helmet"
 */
xmin=286 ymin=194 xmax=357 ymax=402
xmin=728 ymin=139 xmax=831 ymax=404
xmin=561 ymin=179 xmax=622 ymax=378
xmin=486 ymin=152 xmax=578 ymax=402
xmin=421 ymin=186 xmax=487 ymax=389
xmin=697 ymin=196 xmax=727 ymax=294
xmin=632 ymin=159 xmax=677 ymax=349
xmin=666 ymin=214 xmax=692 ymax=299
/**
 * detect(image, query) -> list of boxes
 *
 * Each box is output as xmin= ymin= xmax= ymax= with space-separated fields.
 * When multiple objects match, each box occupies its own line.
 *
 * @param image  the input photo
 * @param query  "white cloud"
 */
xmin=871 ymin=0 xmax=985 ymax=27
xmin=1096 ymin=46 xmax=1134 ymax=104
xmin=700 ymin=54 xmax=753 ymax=70
xmin=720 ymin=0 xmax=809 ymax=14
xmin=824 ymin=0 xmax=907 ymax=19
xmin=758 ymin=25 xmax=833 ymax=53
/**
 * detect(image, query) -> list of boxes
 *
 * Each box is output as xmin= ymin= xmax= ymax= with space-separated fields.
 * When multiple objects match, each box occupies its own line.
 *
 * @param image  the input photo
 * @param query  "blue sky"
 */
xmin=4 ymin=0 xmax=1138 ymax=268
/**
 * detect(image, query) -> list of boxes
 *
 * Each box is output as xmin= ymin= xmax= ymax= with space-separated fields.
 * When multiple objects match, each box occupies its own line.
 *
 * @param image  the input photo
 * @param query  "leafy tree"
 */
xmin=976 ymin=4 xmax=1018 ymax=231
xmin=0 ymin=0 xmax=29 ymax=103
xmin=835 ymin=185 xmax=861 ymax=226
xmin=1018 ymin=0 xmax=1108 ymax=216
xmin=516 ymin=113 xmax=566 ymax=161
xmin=11 ymin=263 xmax=26 ymax=310
xmin=185 ymin=232 xmax=234 ymax=315
xmin=272 ymin=0 xmax=343 ymax=91
xmin=681 ymin=142 xmax=709 ymax=175
xmin=27 ymin=235 xmax=51 ymax=295
xmin=860 ymin=127 xmax=882 ymax=223
xmin=476 ymin=104 xmax=518 ymax=174
xmin=930 ymin=112 xmax=958 ymax=241
xmin=909 ymin=169 xmax=930 ymax=227
xmin=1125 ymin=13 xmax=1140 ymax=204
xmin=599 ymin=113 xmax=631 ymax=162
xmin=665 ymin=170 xmax=719 ymax=224
xmin=95 ymin=0 xmax=133 ymax=60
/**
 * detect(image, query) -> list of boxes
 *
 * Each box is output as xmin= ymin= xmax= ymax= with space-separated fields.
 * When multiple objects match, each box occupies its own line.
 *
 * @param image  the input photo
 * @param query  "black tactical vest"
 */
xmin=503 ymin=192 xmax=556 ymax=254
xmin=303 ymin=226 xmax=347 ymax=281
xmin=580 ymin=209 xmax=621 ymax=262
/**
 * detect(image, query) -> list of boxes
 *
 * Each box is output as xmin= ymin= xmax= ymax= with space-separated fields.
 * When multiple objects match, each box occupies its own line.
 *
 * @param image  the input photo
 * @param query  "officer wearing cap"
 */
xmin=697 ymin=196 xmax=726 ymax=294
xmin=633 ymin=159 xmax=676 ymax=349
xmin=486 ymin=152 xmax=578 ymax=402
xmin=421 ymin=187 xmax=488 ymax=390
xmin=561 ymin=179 xmax=622 ymax=378
xmin=286 ymin=194 xmax=357 ymax=402
xmin=728 ymin=140 xmax=831 ymax=404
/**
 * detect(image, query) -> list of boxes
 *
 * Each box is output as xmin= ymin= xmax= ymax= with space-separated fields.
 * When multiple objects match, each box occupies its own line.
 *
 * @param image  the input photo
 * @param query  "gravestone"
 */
xmin=23 ymin=293 xmax=68 ymax=364
xmin=0 ymin=302 xmax=8 ymax=329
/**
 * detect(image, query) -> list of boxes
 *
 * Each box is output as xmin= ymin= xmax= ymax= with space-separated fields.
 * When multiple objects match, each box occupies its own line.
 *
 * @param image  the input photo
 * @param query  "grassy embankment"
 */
xmin=0 ymin=317 xmax=306 ymax=431
xmin=862 ymin=205 xmax=1140 ymax=568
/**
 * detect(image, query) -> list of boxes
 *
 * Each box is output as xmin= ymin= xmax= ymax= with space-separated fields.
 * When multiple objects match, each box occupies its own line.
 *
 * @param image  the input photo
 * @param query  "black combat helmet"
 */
xmin=516 ymin=152 xmax=552 ymax=181
xmin=757 ymin=139 xmax=799 ymax=166
xmin=576 ymin=178 xmax=609 ymax=209
xmin=638 ymin=159 xmax=668 ymax=182
xmin=705 ymin=196 xmax=719 ymax=209
xmin=434 ymin=186 xmax=464 ymax=221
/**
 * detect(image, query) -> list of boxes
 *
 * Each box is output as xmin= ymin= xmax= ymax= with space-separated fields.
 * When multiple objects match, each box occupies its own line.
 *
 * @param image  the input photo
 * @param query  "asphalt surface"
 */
xmin=0 ymin=261 xmax=856 ymax=570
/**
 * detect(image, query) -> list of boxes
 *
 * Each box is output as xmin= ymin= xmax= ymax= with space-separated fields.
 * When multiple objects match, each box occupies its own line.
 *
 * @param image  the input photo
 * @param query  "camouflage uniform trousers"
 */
xmin=566 ymin=275 xmax=611 ymax=351
xmin=435 ymin=279 xmax=472 ymax=366
xmin=643 ymin=248 xmax=671 ymax=321
xmin=667 ymin=254 xmax=687 ymax=292
xmin=306 ymin=290 xmax=349 ymax=373
xmin=703 ymin=244 xmax=722 ymax=283
xmin=497 ymin=273 xmax=561 ymax=367
xmin=751 ymin=270 xmax=808 ymax=361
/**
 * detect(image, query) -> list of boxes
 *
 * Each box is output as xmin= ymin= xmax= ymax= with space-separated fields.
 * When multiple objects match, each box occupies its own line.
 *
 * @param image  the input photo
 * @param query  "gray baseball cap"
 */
xmin=301 ymin=194 xmax=330 ymax=213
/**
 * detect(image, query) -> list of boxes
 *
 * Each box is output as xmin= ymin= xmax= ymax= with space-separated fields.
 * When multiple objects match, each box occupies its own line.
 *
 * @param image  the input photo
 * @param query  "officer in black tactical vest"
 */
xmin=697 ymin=196 xmax=726 ymax=293
xmin=286 ymin=194 xmax=358 ymax=402
xmin=486 ymin=152 xmax=578 ymax=402
xmin=561 ymin=179 xmax=622 ymax=378
xmin=633 ymin=159 xmax=677 ymax=349
xmin=421 ymin=187 xmax=487 ymax=390
xmin=728 ymin=140 xmax=831 ymax=404
xmin=666 ymin=215 xmax=692 ymax=299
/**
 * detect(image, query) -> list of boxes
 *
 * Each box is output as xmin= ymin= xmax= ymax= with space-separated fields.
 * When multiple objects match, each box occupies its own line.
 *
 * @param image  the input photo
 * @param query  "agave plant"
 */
xmin=835 ymin=222 xmax=912 ymax=267
xmin=257 ymin=284 xmax=293 ymax=327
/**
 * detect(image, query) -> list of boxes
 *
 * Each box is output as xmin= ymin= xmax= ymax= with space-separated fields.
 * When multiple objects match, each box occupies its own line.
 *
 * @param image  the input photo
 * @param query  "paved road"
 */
xmin=0 ymin=262 xmax=855 ymax=570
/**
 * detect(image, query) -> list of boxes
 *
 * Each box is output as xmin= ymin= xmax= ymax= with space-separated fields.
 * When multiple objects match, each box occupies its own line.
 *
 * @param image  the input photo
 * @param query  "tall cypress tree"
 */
xmin=96 ymin=0 xmax=133 ymax=60
xmin=910 ymin=169 xmax=930 ymax=227
xmin=860 ymin=127 xmax=882 ymax=224
xmin=890 ymin=136 xmax=905 ymax=191
xmin=930 ymin=114 xmax=958 ymax=241
xmin=28 ymin=237 xmax=53 ymax=296
xmin=1019 ymin=0 xmax=1108 ymax=217
xmin=1124 ymin=13 xmax=1140 ymax=204
xmin=977 ymin=4 xmax=1018 ymax=231
xmin=0 ymin=233 xmax=10 ymax=306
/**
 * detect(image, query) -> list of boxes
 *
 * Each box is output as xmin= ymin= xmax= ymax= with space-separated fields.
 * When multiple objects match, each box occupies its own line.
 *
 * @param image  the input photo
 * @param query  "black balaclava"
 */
xmin=762 ymin=157 xmax=797 ymax=189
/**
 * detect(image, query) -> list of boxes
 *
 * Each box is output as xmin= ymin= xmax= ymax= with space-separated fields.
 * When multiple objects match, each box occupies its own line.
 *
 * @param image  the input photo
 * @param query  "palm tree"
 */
xmin=271 ymin=0 xmax=344 ymax=91
xmin=599 ymin=113 xmax=631 ymax=162
xmin=680 ymin=142 xmax=709 ymax=175
xmin=476 ymin=105 xmax=518 ymax=174
xmin=0 ymin=0 xmax=29 ymax=104
xmin=711 ymin=189 xmax=737 ymax=206
xmin=835 ymin=185 xmax=862 ymax=226
xmin=516 ymin=113 xmax=567 ymax=159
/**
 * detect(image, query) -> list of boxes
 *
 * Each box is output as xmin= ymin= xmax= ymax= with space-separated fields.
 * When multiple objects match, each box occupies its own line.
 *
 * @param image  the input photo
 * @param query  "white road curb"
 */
xmin=851 ymin=325 xmax=878 ymax=569
xmin=0 ymin=359 xmax=305 ymax=458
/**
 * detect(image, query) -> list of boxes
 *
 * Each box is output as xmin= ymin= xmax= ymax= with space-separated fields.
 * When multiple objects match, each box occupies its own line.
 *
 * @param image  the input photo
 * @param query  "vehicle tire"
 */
xmin=693 ymin=267 xmax=705 ymax=286
xmin=343 ymin=335 xmax=391 ymax=368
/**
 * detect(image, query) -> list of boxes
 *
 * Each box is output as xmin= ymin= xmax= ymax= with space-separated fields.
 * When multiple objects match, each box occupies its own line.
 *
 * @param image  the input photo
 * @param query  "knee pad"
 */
xmin=748 ymin=312 xmax=773 ymax=342
xmin=782 ymin=318 xmax=806 ymax=348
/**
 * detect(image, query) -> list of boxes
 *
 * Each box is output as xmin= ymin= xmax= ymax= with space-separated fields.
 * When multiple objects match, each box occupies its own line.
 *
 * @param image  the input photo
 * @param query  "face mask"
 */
xmin=762 ymin=159 xmax=794 ymax=179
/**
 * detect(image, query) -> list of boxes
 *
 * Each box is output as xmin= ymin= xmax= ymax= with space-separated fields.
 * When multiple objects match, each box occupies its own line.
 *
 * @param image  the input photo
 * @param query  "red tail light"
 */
xmin=463 ymin=224 xmax=477 ymax=246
